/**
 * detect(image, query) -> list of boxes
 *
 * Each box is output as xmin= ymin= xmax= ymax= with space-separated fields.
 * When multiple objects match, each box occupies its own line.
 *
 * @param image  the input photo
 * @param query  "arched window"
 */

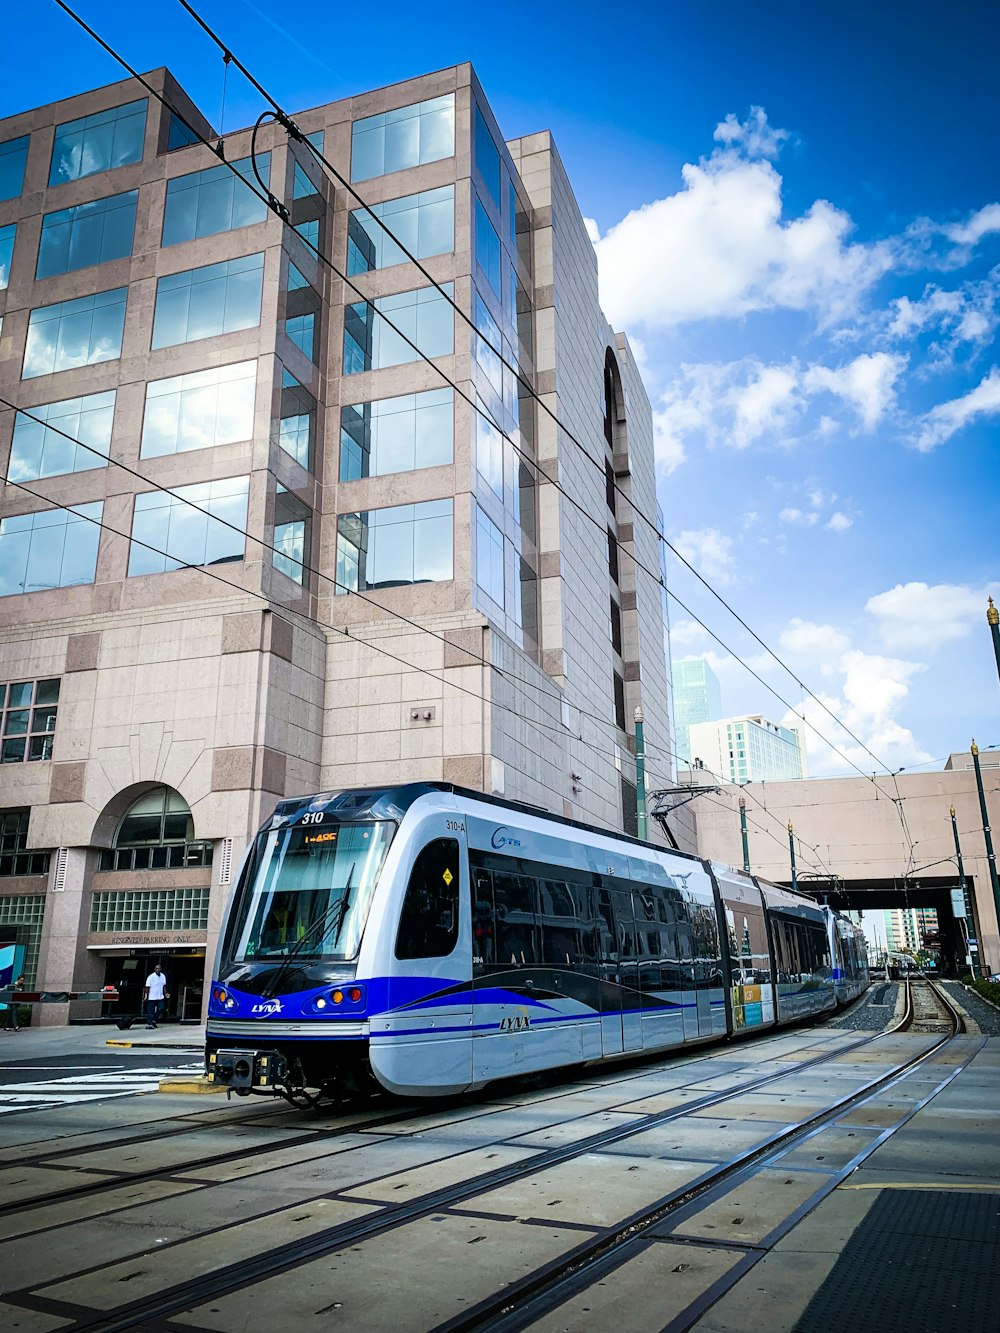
xmin=101 ymin=787 xmax=212 ymax=871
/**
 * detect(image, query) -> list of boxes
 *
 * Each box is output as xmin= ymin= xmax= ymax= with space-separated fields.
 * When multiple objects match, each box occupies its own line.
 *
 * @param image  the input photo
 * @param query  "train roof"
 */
xmin=270 ymin=782 xmax=706 ymax=864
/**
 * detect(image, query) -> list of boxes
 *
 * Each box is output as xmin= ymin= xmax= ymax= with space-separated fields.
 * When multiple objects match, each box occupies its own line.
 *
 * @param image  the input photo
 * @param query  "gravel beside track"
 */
xmin=942 ymin=980 xmax=1000 ymax=1035
xmin=821 ymin=982 xmax=899 ymax=1030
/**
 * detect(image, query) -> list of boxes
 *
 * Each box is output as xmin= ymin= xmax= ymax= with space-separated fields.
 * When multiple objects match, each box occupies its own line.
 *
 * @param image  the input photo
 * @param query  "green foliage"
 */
xmin=967 ymin=978 xmax=1000 ymax=1008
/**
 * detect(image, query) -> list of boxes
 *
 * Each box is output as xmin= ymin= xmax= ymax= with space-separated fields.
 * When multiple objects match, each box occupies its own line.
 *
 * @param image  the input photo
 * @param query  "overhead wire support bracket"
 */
xmin=648 ymin=784 xmax=722 ymax=850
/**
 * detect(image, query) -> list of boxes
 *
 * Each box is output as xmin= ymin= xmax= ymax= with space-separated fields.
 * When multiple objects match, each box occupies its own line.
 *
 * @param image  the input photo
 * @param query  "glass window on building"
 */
xmin=344 ymin=283 xmax=453 ymax=374
xmin=0 ymin=894 xmax=47 ymax=984
xmin=340 ymin=388 xmax=452 ymax=480
xmin=336 ymin=499 xmax=452 ymax=593
xmin=475 ymin=107 xmax=501 ymax=206
xmin=0 ymin=135 xmax=30 ymax=201
xmin=22 ymin=288 xmax=127 ymax=379
xmin=284 ymin=262 xmax=320 ymax=363
xmin=347 ymin=185 xmax=454 ymax=273
xmin=128 ymin=477 xmax=248 ymax=576
xmin=475 ymin=198 xmax=502 ymax=298
xmin=475 ymin=506 xmax=504 ymax=608
xmin=276 ymin=369 xmax=315 ymax=470
xmin=162 ymin=155 xmax=268 ymax=246
xmin=272 ymin=485 xmax=309 ymax=586
xmin=0 ymin=681 xmax=60 ymax=765
xmin=36 ymin=190 xmax=138 ymax=279
xmin=0 ymin=223 xmax=14 ymax=289
xmin=91 ymin=886 xmax=210 ymax=929
xmin=141 ymin=361 xmax=256 ymax=458
xmin=0 ymin=503 xmax=102 ymax=597
xmin=474 ymin=295 xmax=503 ymax=402
xmin=49 ymin=99 xmax=147 ymax=186
xmin=9 ymin=390 xmax=115 ymax=481
xmin=476 ymin=408 xmax=504 ymax=500
xmin=166 ymin=114 xmax=200 ymax=151
xmin=100 ymin=787 xmax=212 ymax=871
xmin=351 ymin=94 xmax=455 ymax=182
xmin=152 ymin=253 xmax=264 ymax=349
xmin=291 ymin=160 xmax=324 ymax=253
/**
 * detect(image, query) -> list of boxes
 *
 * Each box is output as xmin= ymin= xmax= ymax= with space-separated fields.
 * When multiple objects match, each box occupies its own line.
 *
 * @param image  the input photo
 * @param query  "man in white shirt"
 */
xmin=143 ymin=964 xmax=169 ymax=1029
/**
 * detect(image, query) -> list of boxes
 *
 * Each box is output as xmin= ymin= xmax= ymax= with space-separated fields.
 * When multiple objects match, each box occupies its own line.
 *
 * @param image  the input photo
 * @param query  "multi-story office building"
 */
xmin=673 ymin=656 xmax=722 ymax=762
xmin=0 ymin=65 xmax=679 ymax=1022
xmin=688 ymin=713 xmax=806 ymax=785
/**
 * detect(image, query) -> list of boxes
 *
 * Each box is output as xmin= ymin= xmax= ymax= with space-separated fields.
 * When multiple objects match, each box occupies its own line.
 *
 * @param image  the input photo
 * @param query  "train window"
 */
xmin=472 ymin=869 xmax=495 ymax=969
xmin=492 ymin=871 xmax=540 ymax=967
xmin=394 ymin=838 xmax=460 ymax=960
xmin=539 ymin=879 xmax=586 ymax=966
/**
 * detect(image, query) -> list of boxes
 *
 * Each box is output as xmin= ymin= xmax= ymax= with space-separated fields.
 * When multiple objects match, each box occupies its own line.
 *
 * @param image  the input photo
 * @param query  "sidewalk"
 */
xmin=1 ymin=1021 xmax=205 ymax=1060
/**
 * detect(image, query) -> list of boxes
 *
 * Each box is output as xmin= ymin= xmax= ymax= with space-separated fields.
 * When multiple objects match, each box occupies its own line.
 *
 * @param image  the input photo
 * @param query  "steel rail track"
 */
xmin=439 ymin=977 xmax=973 ymax=1332
xmin=19 ymin=1010 xmax=937 ymax=1332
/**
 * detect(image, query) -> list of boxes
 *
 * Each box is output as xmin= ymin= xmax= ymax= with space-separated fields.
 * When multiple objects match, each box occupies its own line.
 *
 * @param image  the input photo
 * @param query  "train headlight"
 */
xmin=315 ymin=997 xmax=327 ymax=1009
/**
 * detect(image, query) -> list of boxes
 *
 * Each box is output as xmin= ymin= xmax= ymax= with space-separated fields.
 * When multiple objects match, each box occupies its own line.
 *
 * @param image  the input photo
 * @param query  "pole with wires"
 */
xmin=950 ymin=804 xmax=977 ymax=978
xmin=739 ymin=797 xmax=751 ymax=874
xmin=988 ymin=597 xmax=1000 ymax=693
xmin=634 ymin=706 xmax=647 ymax=841
xmin=788 ymin=821 xmax=798 ymax=893
xmin=970 ymin=740 xmax=1000 ymax=974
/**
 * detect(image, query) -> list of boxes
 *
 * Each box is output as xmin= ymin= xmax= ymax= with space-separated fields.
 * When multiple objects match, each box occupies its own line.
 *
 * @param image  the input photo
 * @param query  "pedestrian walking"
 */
xmin=143 ymin=964 xmax=169 ymax=1029
xmin=4 ymin=974 xmax=25 ymax=1031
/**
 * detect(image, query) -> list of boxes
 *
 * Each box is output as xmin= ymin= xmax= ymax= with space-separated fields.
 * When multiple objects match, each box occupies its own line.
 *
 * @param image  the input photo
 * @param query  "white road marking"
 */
xmin=0 ymin=1062 xmax=202 ymax=1114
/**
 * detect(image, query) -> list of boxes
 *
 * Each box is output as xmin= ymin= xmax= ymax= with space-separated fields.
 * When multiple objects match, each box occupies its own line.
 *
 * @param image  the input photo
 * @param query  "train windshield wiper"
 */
xmin=261 ymin=864 xmax=355 ymax=998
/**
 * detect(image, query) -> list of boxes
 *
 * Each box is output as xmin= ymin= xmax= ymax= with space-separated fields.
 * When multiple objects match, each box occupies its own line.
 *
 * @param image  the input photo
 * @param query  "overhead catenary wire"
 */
xmin=173 ymin=0 xmax=919 ymax=790
xmin=44 ymin=0 xmax=937 ymax=806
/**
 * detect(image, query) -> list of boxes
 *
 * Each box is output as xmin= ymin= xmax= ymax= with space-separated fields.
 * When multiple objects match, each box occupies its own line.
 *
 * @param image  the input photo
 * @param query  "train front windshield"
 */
xmin=233 ymin=821 xmax=395 ymax=963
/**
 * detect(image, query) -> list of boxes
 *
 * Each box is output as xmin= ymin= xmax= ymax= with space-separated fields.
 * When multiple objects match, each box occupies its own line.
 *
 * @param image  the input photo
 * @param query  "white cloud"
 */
xmin=669 ymin=620 xmax=711 ymax=649
xmin=804 ymin=352 xmax=906 ymax=430
xmin=594 ymin=109 xmax=895 ymax=332
xmin=779 ymin=618 xmax=851 ymax=665
xmin=651 ymin=406 xmax=688 ymax=476
xmin=672 ymin=527 xmax=736 ymax=583
xmin=943 ymin=202 xmax=1000 ymax=248
xmin=583 ymin=216 xmax=600 ymax=246
xmin=914 ymin=366 xmax=1000 ymax=450
xmin=865 ymin=581 xmax=995 ymax=651
xmin=884 ymin=271 xmax=1000 ymax=360
xmin=826 ymin=512 xmax=853 ymax=533
xmin=731 ymin=365 xmax=801 ymax=446
xmin=779 ymin=507 xmax=819 ymax=526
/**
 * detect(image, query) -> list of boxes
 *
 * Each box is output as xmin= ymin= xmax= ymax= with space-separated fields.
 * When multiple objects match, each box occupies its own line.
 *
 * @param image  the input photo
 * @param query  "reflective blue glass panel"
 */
xmin=475 ymin=505 xmax=504 ymax=607
xmin=141 ymin=361 xmax=256 ymax=458
xmin=9 ymin=391 xmax=115 ymax=480
xmin=162 ymin=156 xmax=268 ymax=246
xmin=335 ymin=499 xmax=452 ymax=592
xmin=343 ymin=284 xmax=454 ymax=374
xmin=0 ymin=503 xmax=102 ymax=595
xmin=347 ymin=186 xmax=453 ymax=273
xmin=128 ymin=477 xmax=249 ymax=575
xmin=475 ymin=108 xmax=501 ymax=206
xmin=0 ymin=223 xmax=14 ymax=289
xmin=23 ymin=288 xmax=127 ymax=379
xmin=0 ymin=136 xmax=30 ymax=201
xmin=475 ymin=198 xmax=501 ymax=298
xmin=49 ymin=100 xmax=147 ymax=186
xmin=36 ymin=190 xmax=137 ymax=279
xmin=152 ymin=254 xmax=264 ymax=348
xmin=351 ymin=95 xmax=455 ymax=182
xmin=340 ymin=388 xmax=452 ymax=480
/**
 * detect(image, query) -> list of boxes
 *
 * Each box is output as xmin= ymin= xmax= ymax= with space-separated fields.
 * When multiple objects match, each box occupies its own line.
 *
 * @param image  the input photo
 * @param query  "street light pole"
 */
xmin=971 ymin=739 xmax=1000 ymax=974
xmin=739 ymin=797 xmax=751 ymax=874
xmin=951 ymin=804 xmax=977 ymax=978
xmin=988 ymin=597 xmax=1000 ymax=690
xmin=788 ymin=821 xmax=798 ymax=893
xmin=634 ymin=705 xmax=647 ymax=841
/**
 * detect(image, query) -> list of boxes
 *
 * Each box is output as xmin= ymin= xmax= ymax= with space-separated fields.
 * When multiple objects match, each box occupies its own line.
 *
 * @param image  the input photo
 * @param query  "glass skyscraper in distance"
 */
xmin=673 ymin=656 xmax=722 ymax=762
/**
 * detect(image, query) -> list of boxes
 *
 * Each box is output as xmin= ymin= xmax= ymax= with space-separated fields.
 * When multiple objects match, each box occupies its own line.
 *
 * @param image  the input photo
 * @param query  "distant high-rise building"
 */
xmin=688 ymin=714 xmax=807 ymax=783
xmin=673 ymin=657 xmax=722 ymax=762
xmin=883 ymin=907 xmax=938 ymax=956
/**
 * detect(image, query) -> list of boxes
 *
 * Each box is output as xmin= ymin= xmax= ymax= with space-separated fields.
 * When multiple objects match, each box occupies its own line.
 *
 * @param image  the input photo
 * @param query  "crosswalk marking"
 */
xmin=0 ymin=1063 xmax=203 ymax=1115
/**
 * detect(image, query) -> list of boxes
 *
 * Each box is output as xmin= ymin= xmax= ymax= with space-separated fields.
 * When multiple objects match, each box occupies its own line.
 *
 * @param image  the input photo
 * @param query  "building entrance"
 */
xmin=100 ymin=949 xmax=205 ymax=1022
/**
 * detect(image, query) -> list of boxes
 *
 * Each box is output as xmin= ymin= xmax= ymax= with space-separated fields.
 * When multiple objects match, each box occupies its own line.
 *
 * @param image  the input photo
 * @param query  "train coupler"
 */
xmin=208 ymin=1048 xmax=289 ymax=1097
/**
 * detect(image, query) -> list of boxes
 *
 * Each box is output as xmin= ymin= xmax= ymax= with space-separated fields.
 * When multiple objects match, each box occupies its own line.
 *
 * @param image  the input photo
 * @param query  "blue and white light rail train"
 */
xmin=206 ymin=784 xmax=869 ymax=1102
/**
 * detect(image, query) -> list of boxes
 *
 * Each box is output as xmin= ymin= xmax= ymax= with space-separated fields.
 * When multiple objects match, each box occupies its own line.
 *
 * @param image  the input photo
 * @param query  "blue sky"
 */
xmin=4 ymin=0 xmax=998 ymax=777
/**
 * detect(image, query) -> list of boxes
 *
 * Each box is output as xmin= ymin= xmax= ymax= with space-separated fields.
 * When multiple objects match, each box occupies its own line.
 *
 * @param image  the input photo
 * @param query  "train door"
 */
xmin=596 ymin=888 xmax=643 ymax=1054
xmin=675 ymin=914 xmax=700 ymax=1041
xmin=381 ymin=836 xmax=472 ymax=1092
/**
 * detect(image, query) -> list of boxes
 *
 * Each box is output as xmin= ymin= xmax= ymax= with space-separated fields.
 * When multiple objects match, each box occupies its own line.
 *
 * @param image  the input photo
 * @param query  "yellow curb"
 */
xmin=158 ymin=1075 xmax=224 ymax=1095
xmin=106 ymin=1039 xmax=134 ymax=1047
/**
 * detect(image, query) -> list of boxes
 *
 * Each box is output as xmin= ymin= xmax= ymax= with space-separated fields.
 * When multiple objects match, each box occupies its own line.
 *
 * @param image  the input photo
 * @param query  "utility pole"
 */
xmin=738 ymin=797 xmax=751 ymax=874
xmin=788 ymin=821 xmax=798 ymax=893
xmin=950 ymin=804 xmax=976 ymax=977
xmin=634 ymin=705 xmax=647 ymax=841
xmin=989 ymin=597 xmax=1000 ymax=690
xmin=971 ymin=739 xmax=1000 ymax=974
